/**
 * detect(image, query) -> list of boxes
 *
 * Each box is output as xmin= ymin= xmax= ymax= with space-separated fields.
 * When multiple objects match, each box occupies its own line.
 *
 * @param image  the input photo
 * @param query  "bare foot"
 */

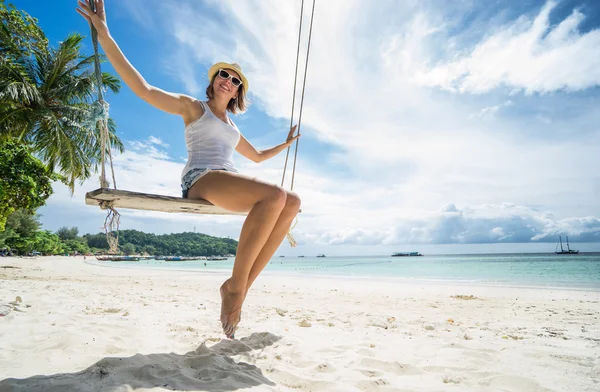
xmin=220 ymin=278 xmax=244 ymax=338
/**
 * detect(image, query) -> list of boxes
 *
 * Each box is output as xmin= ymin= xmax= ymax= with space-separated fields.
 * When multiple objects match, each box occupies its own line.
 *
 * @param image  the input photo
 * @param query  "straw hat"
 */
xmin=208 ymin=62 xmax=249 ymax=92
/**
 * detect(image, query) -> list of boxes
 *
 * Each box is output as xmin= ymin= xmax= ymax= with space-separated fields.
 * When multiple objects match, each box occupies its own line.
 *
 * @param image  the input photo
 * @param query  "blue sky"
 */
xmin=13 ymin=0 xmax=600 ymax=255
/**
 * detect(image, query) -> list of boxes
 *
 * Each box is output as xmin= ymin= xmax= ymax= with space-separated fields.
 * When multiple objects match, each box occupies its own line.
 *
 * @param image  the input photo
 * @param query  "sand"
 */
xmin=0 ymin=256 xmax=598 ymax=391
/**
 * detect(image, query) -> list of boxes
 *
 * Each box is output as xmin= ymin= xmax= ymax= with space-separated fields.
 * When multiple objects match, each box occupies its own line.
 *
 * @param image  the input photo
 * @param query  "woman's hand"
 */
xmin=285 ymin=125 xmax=301 ymax=147
xmin=236 ymin=125 xmax=302 ymax=163
xmin=76 ymin=0 xmax=109 ymax=39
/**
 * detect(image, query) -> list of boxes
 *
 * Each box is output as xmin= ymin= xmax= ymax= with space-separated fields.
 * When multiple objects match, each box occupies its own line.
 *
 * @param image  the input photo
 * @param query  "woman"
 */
xmin=77 ymin=0 xmax=301 ymax=339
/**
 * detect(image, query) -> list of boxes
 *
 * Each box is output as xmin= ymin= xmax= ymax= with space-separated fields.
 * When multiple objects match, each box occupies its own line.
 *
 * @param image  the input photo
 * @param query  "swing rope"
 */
xmin=87 ymin=0 xmax=120 ymax=254
xmin=282 ymin=0 xmax=317 ymax=247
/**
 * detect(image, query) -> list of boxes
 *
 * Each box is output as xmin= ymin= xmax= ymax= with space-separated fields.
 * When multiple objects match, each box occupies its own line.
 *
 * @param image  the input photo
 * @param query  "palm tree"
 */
xmin=0 ymin=4 xmax=124 ymax=191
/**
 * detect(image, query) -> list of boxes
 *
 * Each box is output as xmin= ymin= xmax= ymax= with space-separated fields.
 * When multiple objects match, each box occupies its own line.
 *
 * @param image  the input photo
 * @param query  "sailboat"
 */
xmin=555 ymin=236 xmax=579 ymax=255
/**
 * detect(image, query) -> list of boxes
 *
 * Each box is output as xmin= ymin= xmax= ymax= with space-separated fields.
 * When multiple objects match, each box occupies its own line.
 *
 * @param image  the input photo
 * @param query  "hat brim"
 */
xmin=208 ymin=62 xmax=249 ymax=92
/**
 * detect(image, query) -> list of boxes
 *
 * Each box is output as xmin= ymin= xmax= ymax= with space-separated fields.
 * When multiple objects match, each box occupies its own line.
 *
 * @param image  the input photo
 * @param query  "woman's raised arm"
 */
xmin=76 ymin=0 xmax=195 ymax=117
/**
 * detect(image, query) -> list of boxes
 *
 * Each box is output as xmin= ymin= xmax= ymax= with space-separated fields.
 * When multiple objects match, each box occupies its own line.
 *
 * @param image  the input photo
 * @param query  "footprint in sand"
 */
xmin=357 ymin=369 xmax=384 ymax=378
xmin=358 ymin=358 xmax=424 ymax=375
xmin=443 ymin=375 xmax=464 ymax=384
xmin=316 ymin=363 xmax=336 ymax=373
xmin=298 ymin=320 xmax=311 ymax=327
xmin=356 ymin=378 xmax=390 ymax=390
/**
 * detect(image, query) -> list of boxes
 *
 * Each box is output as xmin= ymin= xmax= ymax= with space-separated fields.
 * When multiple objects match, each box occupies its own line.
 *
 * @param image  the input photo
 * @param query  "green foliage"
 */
xmin=80 ymin=229 xmax=238 ymax=256
xmin=141 ymin=245 xmax=156 ymax=255
xmin=115 ymin=230 xmax=238 ymax=256
xmin=56 ymin=226 xmax=79 ymax=241
xmin=82 ymin=232 xmax=108 ymax=249
xmin=121 ymin=243 xmax=136 ymax=255
xmin=5 ymin=209 xmax=39 ymax=238
xmin=2 ymin=209 xmax=40 ymax=252
xmin=32 ymin=230 xmax=65 ymax=255
xmin=0 ymin=2 xmax=124 ymax=192
xmin=0 ymin=140 xmax=57 ymax=230
xmin=0 ymin=1 xmax=47 ymax=57
xmin=63 ymin=238 xmax=89 ymax=254
xmin=0 ymin=226 xmax=16 ymax=247
xmin=7 ymin=229 xmax=65 ymax=255
xmin=0 ymin=212 xmax=237 ymax=256
xmin=1 ymin=210 xmax=88 ymax=255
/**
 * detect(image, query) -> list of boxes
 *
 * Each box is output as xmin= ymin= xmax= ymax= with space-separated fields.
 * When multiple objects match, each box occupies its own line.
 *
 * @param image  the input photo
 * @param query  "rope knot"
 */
xmin=98 ymin=200 xmax=114 ymax=211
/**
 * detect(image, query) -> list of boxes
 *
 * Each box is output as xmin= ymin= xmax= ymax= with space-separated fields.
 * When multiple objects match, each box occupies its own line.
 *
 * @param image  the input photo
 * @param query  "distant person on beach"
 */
xmin=77 ymin=0 xmax=301 ymax=339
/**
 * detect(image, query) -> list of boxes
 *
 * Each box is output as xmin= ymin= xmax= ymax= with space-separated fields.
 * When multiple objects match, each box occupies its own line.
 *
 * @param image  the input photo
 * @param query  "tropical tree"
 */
xmin=32 ymin=230 xmax=65 ymax=255
xmin=0 ymin=139 xmax=57 ymax=230
xmin=121 ymin=243 xmax=136 ymax=255
xmin=83 ymin=232 xmax=109 ymax=250
xmin=63 ymin=237 xmax=90 ymax=254
xmin=0 ymin=2 xmax=124 ymax=191
xmin=142 ymin=245 xmax=156 ymax=255
xmin=56 ymin=226 xmax=79 ymax=241
xmin=1 ymin=209 xmax=40 ymax=253
xmin=0 ymin=224 xmax=16 ymax=248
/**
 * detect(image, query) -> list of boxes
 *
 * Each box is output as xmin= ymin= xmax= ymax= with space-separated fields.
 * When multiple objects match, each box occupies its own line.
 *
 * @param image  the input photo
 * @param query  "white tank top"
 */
xmin=181 ymin=101 xmax=241 ymax=179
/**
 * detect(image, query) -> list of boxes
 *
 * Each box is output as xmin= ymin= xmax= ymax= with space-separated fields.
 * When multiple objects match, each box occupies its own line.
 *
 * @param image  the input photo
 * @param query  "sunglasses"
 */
xmin=217 ymin=69 xmax=243 ymax=88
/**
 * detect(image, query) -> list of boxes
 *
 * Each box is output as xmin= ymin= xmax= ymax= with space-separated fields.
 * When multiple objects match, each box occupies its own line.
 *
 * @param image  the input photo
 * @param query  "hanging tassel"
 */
xmin=286 ymin=232 xmax=297 ymax=248
xmin=99 ymin=200 xmax=120 ymax=254
xmin=286 ymin=217 xmax=299 ymax=247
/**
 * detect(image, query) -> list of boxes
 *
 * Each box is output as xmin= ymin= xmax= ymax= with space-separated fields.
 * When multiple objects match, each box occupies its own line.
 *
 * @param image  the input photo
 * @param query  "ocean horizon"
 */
xmin=90 ymin=252 xmax=600 ymax=291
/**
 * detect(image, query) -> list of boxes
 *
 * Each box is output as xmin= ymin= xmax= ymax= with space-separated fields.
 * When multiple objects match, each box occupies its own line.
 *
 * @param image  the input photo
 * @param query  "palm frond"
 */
xmin=2 ymin=22 xmax=125 ymax=192
xmin=0 ymin=80 xmax=41 ymax=104
xmin=101 ymin=72 xmax=121 ymax=94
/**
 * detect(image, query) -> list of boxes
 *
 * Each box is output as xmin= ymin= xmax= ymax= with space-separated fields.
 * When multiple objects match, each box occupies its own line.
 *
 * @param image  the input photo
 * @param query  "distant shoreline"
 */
xmin=84 ymin=255 xmax=600 ymax=292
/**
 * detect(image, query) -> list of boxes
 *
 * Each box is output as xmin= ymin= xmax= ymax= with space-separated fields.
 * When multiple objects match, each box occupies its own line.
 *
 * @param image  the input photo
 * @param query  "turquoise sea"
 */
xmin=92 ymin=253 xmax=600 ymax=290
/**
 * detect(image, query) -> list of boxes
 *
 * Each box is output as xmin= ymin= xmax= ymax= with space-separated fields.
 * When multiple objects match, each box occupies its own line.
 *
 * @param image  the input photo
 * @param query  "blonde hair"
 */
xmin=205 ymin=72 xmax=249 ymax=114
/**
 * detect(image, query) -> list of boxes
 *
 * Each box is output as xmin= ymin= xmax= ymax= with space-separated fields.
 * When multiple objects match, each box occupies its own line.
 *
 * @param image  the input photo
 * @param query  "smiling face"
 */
xmin=213 ymin=68 xmax=242 ymax=100
xmin=206 ymin=68 xmax=249 ymax=114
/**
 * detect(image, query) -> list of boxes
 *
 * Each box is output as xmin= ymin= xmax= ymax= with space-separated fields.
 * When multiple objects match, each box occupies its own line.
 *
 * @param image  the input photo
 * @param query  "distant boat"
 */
xmin=96 ymin=255 xmax=140 ymax=262
xmin=316 ymin=254 xmax=326 ymax=258
xmin=555 ymin=236 xmax=579 ymax=255
xmin=164 ymin=256 xmax=184 ymax=262
xmin=391 ymin=252 xmax=423 ymax=257
xmin=112 ymin=256 xmax=140 ymax=262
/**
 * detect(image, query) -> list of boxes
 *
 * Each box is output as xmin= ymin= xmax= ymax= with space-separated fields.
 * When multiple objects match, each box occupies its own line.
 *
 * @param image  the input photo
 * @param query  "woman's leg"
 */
xmin=245 ymin=191 xmax=301 ymax=293
xmin=186 ymin=171 xmax=287 ymax=337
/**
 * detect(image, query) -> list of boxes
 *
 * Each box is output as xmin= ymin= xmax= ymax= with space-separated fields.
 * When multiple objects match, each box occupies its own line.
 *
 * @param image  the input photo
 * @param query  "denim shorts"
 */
xmin=181 ymin=168 xmax=228 ymax=198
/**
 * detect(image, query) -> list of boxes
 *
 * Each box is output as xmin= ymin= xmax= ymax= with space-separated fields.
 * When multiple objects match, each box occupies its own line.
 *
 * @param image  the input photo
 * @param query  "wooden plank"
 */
xmin=85 ymin=188 xmax=245 ymax=215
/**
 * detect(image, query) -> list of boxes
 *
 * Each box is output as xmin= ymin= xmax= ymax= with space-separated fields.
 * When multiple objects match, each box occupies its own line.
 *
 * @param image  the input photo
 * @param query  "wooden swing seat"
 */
xmin=85 ymin=188 xmax=245 ymax=215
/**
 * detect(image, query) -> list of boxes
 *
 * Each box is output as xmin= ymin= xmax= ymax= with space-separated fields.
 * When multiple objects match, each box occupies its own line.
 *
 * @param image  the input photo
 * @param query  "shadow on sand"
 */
xmin=0 ymin=332 xmax=281 ymax=392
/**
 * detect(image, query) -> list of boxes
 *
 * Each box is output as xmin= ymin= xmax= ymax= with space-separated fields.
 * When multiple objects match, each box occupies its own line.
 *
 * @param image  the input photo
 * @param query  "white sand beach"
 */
xmin=0 ymin=256 xmax=598 ymax=392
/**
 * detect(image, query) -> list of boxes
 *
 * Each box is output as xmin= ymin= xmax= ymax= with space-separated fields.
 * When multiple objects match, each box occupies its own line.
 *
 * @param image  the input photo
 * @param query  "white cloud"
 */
xmin=128 ymin=137 xmax=171 ymax=161
xmin=413 ymin=1 xmax=600 ymax=94
xmin=470 ymin=100 xmax=514 ymax=120
xmin=296 ymin=203 xmax=600 ymax=246
xmin=147 ymin=136 xmax=168 ymax=147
